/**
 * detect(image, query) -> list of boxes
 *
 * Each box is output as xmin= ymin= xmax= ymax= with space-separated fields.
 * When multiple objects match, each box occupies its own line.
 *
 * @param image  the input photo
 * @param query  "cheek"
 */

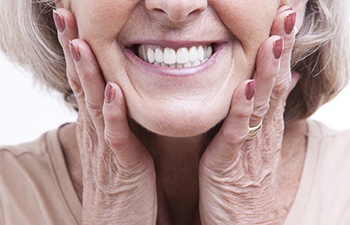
xmin=73 ymin=0 xmax=139 ymax=43
xmin=71 ymin=0 xmax=141 ymax=83
xmin=211 ymin=0 xmax=278 ymax=54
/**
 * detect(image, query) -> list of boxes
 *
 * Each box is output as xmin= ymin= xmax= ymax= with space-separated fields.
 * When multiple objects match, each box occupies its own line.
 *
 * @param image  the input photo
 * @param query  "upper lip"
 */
xmin=124 ymin=40 xmax=227 ymax=57
xmin=123 ymin=39 xmax=228 ymax=49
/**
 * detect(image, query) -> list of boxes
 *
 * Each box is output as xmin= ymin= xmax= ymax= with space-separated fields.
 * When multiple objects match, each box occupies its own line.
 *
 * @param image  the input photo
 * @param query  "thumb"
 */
xmin=103 ymin=82 xmax=151 ymax=172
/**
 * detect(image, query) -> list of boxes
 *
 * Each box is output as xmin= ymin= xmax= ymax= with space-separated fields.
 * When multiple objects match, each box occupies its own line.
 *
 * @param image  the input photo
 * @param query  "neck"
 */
xmin=129 ymin=120 xmax=218 ymax=224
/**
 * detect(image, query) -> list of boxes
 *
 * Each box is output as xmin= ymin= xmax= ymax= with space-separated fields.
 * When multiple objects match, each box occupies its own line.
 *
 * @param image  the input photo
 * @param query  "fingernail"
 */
xmin=53 ymin=9 xmax=65 ymax=33
xmin=246 ymin=80 xmax=256 ymax=101
xmin=69 ymin=41 xmax=81 ymax=62
xmin=273 ymin=37 xmax=284 ymax=59
xmin=284 ymin=11 xmax=296 ymax=35
xmin=105 ymin=82 xmax=115 ymax=104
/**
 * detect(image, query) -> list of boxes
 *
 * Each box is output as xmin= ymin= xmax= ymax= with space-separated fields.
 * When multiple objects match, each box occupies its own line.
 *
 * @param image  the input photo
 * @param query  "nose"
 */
xmin=145 ymin=0 xmax=207 ymax=23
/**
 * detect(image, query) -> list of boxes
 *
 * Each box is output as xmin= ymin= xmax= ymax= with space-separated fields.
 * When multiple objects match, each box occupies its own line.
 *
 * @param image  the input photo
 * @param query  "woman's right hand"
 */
xmin=53 ymin=9 xmax=157 ymax=225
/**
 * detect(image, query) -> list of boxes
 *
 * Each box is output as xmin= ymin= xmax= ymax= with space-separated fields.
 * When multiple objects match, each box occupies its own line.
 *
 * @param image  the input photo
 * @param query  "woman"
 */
xmin=0 ymin=0 xmax=349 ymax=224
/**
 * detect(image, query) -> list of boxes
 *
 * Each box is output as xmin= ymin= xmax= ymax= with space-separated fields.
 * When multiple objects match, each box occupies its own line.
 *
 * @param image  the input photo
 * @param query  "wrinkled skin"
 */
xmin=54 ymin=1 xmax=304 ymax=224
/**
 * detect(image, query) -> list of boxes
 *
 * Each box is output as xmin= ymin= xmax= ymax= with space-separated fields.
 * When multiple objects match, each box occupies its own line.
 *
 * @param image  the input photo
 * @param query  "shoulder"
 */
xmin=0 ymin=132 xmax=51 ymax=177
xmin=0 ymin=128 xmax=81 ymax=224
xmin=306 ymin=120 xmax=350 ymax=177
xmin=0 ymin=133 xmax=48 ymax=158
xmin=307 ymin=119 xmax=350 ymax=155
xmin=0 ymin=131 xmax=55 ymax=190
xmin=284 ymin=120 xmax=350 ymax=224
xmin=301 ymin=120 xmax=350 ymax=223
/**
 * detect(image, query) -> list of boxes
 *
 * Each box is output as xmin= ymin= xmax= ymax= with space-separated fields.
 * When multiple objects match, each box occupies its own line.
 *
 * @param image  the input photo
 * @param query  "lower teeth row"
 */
xmin=152 ymin=58 xmax=208 ymax=68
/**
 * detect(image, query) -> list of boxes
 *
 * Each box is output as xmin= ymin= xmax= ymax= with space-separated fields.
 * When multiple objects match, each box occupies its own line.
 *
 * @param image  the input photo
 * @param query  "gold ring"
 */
xmin=246 ymin=121 xmax=263 ymax=140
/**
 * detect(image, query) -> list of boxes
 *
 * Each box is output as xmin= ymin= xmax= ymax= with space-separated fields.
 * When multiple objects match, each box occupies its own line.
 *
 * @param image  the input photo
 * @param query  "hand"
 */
xmin=53 ymin=9 xmax=157 ymax=225
xmin=199 ymin=7 xmax=300 ymax=225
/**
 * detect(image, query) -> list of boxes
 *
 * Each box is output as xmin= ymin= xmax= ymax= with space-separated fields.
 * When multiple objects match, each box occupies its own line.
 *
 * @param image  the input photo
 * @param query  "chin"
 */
xmin=129 ymin=103 xmax=229 ymax=138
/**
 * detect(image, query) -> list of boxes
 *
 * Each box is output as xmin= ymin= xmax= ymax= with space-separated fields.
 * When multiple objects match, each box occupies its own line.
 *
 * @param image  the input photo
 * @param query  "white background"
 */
xmin=0 ymin=52 xmax=350 ymax=145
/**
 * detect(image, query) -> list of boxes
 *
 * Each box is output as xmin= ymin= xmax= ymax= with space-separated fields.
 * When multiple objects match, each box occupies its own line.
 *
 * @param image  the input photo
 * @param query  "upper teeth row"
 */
xmin=138 ymin=45 xmax=213 ymax=67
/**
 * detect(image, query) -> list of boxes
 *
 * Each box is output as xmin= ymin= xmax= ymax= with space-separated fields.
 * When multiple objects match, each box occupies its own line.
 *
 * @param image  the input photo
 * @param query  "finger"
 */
xmin=53 ymin=10 xmax=98 ymax=181
xmin=53 ymin=9 xmax=81 ymax=94
xmin=249 ymin=36 xmax=283 ymax=126
xmin=69 ymin=39 xmax=106 ymax=134
xmin=267 ymin=10 xmax=297 ymax=119
xmin=103 ymin=82 xmax=152 ymax=173
xmin=282 ymin=71 xmax=301 ymax=104
xmin=201 ymin=80 xmax=255 ymax=171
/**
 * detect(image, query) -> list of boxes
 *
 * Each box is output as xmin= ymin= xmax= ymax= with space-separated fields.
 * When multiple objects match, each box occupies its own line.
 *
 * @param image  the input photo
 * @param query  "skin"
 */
xmin=54 ymin=0 xmax=308 ymax=224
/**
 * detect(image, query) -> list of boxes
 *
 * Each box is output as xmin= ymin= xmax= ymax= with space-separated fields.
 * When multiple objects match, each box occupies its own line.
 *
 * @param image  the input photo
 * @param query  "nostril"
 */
xmin=153 ymin=8 xmax=165 ymax=14
xmin=145 ymin=0 xmax=207 ymax=23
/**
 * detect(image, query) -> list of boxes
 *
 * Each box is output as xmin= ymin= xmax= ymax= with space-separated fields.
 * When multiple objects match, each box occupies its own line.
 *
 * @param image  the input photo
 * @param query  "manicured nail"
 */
xmin=105 ymin=82 xmax=115 ymax=103
xmin=69 ymin=41 xmax=81 ymax=62
xmin=273 ymin=37 xmax=284 ymax=59
xmin=246 ymin=80 xmax=256 ymax=101
xmin=53 ymin=9 xmax=65 ymax=33
xmin=284 ymin=11 xmax=296 ymax=35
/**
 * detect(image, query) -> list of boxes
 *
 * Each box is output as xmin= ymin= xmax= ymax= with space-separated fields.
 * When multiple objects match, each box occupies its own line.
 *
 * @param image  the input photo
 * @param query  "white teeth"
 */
xmin=189 ymin=46 xmax=198 ymax=62
xmin=176 ymin=47 xmax=189 ymax=64
xmin=147 ymin=48 xmax=155 ymax=63
xmin=163 ymin=47 xmax=176 ymax=64
xmin=205 ymin=46 xmax=212 ymax=59
xmin=197 ymin=46 xmax=204 ymax=61
xmin=155 ymin=48 xmax=163 ymax=63
xmin=137 ymin=45 xmax=213 ymax=68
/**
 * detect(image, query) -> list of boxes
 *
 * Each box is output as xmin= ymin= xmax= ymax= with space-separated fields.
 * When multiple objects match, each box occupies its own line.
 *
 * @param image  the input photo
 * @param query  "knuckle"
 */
xmin=84 ymin=127 xmax=99 ymax=150
xmin=104 ymin=130 xmax=130 ymax=148
xmin=273 ymin=74 xmax=292 ymax=97
xmin=85 ymin=99 xmax=103 ymax=119
xmin=221 ymin=128 xmax=246 ymax=149
xmin=104 ymin=106 xmax=121 ymax=123
xmin=253 ymin=102 xmax=270 ymax=119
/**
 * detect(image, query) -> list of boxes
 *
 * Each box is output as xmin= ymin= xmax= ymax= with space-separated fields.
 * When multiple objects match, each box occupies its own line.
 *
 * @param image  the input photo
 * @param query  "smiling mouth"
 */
xmin=130 ymin=44 xmax=217 ymax=68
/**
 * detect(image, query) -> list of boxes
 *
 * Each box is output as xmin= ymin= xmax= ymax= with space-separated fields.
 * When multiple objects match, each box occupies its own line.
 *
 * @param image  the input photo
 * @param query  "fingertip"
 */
xmin=69 ymin=39 xmax=81 ymax=63
xmin=284 ymin=11 xmax=296 ymax=35
xmin=273 ymin=36 xmax=284 ymax=60
xmin=103 ymin=82 xmax=126 ymax=118
xmin=271 ymin=9 xmax=297 ymax=39
xmin=230 ymin=80 xmax=255 ymax=119
xmin=104 ymin=82 xmax=124 ymax=102
xmin=104 ymin=82 xmax=115 ymax=104
xmin=245 ymin=79 xmax=256 ymax=101
xmin=53 ymin=9 xmax=65 ymax=33
xmin=103 ymin=83 xmax=130 ymax=150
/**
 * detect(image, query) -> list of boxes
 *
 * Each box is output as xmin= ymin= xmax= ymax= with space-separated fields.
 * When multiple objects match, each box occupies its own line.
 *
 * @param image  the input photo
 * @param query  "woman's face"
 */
xmin=70 ymin=0 xmax=280 ymax=137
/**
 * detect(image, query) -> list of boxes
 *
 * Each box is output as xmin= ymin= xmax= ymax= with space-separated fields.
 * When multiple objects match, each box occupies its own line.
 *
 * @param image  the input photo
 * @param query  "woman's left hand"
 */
xmin=199 ymin=8 xmax=299 ymax=225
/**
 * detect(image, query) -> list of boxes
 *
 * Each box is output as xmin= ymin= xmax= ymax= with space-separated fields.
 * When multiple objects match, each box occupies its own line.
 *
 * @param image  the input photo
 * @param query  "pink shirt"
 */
xmin=1 ymin=120 xmax=350 ymax=224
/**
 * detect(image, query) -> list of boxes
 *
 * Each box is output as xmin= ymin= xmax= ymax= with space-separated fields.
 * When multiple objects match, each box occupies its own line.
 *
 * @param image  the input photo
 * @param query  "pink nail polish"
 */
xmin=105 ymin=82 xmax=115 ymax=103
xmin=53 ymin=9 xmax=65 ymax=33
xmin=284 ymin=11 xmax=296 ymax=35
xmin=69 ymin=41 xmax=81 ymax=62
xmin=246 ymin=80 xmax=256 ymax=101
xmin=273 ymin=37 xmax=284 ymax=59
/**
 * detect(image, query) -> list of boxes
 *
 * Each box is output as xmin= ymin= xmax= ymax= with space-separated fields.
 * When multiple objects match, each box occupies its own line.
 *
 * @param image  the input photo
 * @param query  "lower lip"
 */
xmin=123 ymin=44 xmax=227 ymax=77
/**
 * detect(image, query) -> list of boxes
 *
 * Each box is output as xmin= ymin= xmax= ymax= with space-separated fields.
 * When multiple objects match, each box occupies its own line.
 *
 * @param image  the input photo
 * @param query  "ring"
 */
xmin=246 ymin=121 xmax=263 ymax=140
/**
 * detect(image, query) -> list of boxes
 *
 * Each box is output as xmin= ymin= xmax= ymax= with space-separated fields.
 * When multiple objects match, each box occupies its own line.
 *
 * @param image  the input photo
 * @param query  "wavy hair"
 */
xmin=0 ymin=0 xmax=349 ymax=121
